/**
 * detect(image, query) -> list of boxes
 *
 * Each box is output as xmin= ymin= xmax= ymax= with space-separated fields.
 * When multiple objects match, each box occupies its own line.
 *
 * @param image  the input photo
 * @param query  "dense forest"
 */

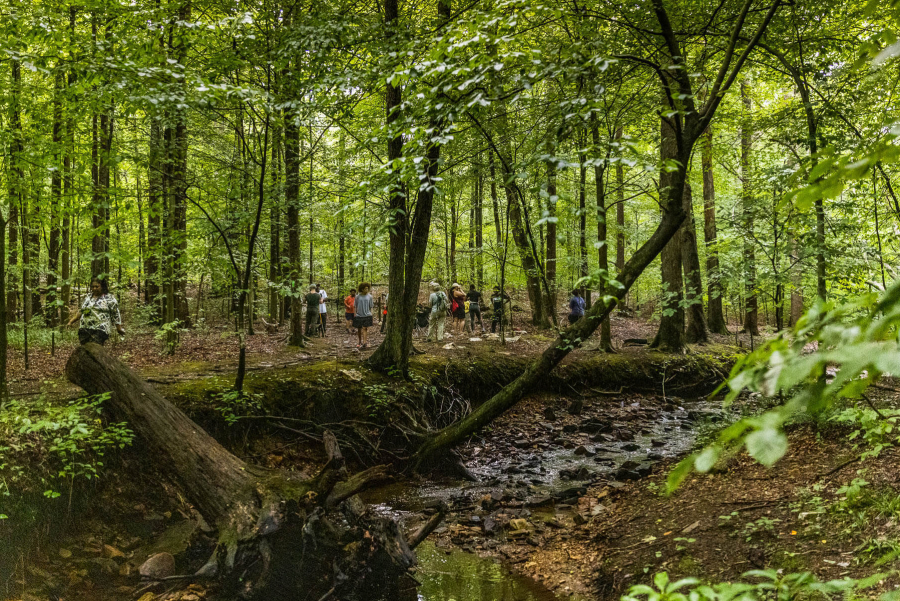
xmin=4 ymin=0 xmax=900 ymax=599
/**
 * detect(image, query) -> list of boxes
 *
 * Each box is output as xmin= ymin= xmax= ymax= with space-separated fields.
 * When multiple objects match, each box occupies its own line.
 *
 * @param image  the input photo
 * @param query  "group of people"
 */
xmin=303 ymin=283 xmax=330 ymax=337
xmin=425 ymin=283 xmax=510 ymax=343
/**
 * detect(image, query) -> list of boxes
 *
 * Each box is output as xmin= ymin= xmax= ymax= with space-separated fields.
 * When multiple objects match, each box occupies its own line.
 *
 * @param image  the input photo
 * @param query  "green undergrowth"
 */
xmin=0 ymin=393 xmax=134 ymax=588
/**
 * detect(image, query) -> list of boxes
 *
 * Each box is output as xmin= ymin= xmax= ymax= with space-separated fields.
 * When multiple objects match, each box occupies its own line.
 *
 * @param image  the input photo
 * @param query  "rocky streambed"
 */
xmin=363 ymin=389 xmax=732 ymax=599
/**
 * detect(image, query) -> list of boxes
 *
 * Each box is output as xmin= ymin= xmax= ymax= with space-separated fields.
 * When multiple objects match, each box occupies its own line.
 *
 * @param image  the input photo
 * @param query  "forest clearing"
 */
xmin=4 ymin=0 xmax=900 ymax=600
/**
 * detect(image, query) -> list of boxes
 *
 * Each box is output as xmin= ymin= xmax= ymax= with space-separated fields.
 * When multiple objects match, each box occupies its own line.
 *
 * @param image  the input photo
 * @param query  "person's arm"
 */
xmin=66 ymin=310 xmax=80 ymax=327
xmin=111 ymin=297 xmax=125 ymax=334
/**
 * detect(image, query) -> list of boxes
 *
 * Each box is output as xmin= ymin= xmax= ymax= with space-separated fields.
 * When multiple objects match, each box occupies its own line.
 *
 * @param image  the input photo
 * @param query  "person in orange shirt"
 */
xmin=344 ymin=288 xmax=357 ymax=340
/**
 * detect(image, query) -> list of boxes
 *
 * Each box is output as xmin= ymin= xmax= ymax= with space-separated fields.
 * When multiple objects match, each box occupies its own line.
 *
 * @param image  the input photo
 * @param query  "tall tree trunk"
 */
xmin=285 ymin=116 xmax=303 ymax=346
xmin=7 ymin=55 xmax=21 ymax=322
xmin=741 ymin=81 xmax=759 ymax=336
xmin=171 ymin=0 xmax=191 ymax=325
xmin=367 ymin=0 xmax=447 ymax=374
xmin=27 ymin=186 xmax=41 ymax=319
xmin=701 ymin=126 xmax=727 ymax=333
xmin=146 ymin=119 xmax=163 ymax=317
xmin=269 ymin=119 xmax=282 ymax=322
xmin=681 ymin=181 xmax=708 ymax=343
xmin=475 ymin=155 xmax=484 ymax=289
xmin=591 ymin=118 xmax=611 ymax=350
xmin=544 ymin=162 xmax=557 ymax=320
xmin=578 ymin=141 xmax=590 ymax=310
xmin=651 ymin=103 xmax=685 ymax=352
xmin=615 ymin=128 xmax=625 ymax=276
xmin=48 ymin=71 xmax=64 ymax=327
xmin=490 ymin=152 xmax=501 ymax=245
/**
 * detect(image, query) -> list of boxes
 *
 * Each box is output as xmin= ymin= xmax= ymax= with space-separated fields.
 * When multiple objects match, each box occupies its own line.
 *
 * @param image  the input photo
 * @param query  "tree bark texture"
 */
xmin=681 ymin=181 xmax=708 ymax=343
xmin=741 ymin=81 xmax=759 ymax=335
xmin=701 ymin=126 xmax=728 ymax=334
xmin=591 ymin=119 xmax=612 ymax=350
xmin=65 ymin=344 xmax=413 ymax=600
xmin=651 ymin=107 xmax=685 ymax=353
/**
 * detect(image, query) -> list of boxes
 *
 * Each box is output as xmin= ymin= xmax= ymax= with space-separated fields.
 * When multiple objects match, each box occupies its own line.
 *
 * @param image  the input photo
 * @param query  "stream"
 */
xmin=364 ymin=393 xmax=728 ymax=600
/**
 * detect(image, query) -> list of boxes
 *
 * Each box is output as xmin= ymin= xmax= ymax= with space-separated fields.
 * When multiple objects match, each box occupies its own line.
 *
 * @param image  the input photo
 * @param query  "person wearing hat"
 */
xmin=490 ymin=286 xmax=510 ymax=333
xmin=426 ymin=282 xmax=449 ymax=342
xmin=449 ymin=283 xmax=466 ymax=335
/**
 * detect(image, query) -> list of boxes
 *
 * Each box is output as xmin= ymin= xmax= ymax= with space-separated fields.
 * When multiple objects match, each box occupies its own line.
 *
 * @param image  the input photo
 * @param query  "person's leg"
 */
xmin=362 ymin=326 xmax=369 ymax=347
xmin=322 ymin=313 xmax=327 ymax=335
xmin=437 ymin=315 xmax=445 ymax=342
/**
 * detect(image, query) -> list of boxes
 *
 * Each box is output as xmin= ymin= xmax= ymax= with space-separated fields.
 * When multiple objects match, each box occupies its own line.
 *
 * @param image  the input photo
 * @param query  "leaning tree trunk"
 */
xmin=66 ymin=344 xmax=417 ymax=600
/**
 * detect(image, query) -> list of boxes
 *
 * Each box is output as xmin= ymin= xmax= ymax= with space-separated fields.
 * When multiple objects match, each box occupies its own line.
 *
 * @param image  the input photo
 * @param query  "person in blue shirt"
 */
xmin=568 ymin=289 xmax=585 ymax=325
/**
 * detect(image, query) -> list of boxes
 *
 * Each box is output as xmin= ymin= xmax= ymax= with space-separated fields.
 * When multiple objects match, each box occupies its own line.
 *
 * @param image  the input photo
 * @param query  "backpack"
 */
xmin=434 ymin=291 xmax=449 ymax=313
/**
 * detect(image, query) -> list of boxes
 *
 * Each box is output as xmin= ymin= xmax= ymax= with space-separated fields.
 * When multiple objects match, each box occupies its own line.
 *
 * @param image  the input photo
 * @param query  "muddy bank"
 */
xmin=159 ymin=349 xmax=734 ymax=454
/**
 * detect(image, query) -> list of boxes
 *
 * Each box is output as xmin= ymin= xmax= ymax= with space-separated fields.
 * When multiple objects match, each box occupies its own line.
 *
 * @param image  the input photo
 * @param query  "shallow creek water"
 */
xmin=364 ymin=396 xmax=726 ymax=600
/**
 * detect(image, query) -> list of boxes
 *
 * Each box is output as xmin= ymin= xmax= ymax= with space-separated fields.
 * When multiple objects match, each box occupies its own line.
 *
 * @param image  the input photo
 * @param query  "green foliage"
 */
xmin=0 ymin=394 xmax=133 ymax=504
xmin=211 ymin=389 xmax=264 ymax=425
xmin=625 ymin=569 xmax=890 ymax=601
xmin=669 ymin=277 xmax=900 ymax=492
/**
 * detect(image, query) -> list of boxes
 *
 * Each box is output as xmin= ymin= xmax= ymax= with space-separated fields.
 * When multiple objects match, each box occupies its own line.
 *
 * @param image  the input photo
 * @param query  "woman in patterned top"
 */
xmin=66 ymin=277 xmax=124 ymax=345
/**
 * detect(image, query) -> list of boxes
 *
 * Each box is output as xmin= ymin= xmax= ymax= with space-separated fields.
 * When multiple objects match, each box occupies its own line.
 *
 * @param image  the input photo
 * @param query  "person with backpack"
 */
xmin=490 ymin=286 xmax=510 ymax=333
xmin=568 ymin=289 xmax=586 ymax=324
xmin=449 ymin=283 xmax=466 ymax=335
xmin=304 ymin=285 xmax=322 ymax=337
xmin=344 ymin=288 xmax=356 ymax=340
xmin=426 ymin=282 xmax=449 ymax=343
xmin=316 ymin=283 xmax=328 ymax=336
xmin=353 ymin=282 xmax=374 ymax=349
xmin=466 ymin=284 xmax=484 ymax=333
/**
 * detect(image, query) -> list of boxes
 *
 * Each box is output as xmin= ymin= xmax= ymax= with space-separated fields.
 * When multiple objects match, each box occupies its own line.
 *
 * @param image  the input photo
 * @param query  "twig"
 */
xmin=818 ymin=456 xmax=861 ymax=479
xmin=591 ymin=387 xmax=624 ymax=396
xmin=317 ymin=587 xmax=336 ymax=601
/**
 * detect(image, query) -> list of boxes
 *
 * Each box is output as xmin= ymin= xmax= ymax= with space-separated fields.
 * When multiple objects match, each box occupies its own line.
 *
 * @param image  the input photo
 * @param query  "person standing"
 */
xmin=466 ymin=284 xmax=484 ymax=333
xmin=449 ymin=283 xmax=466 ymax=335
xmin=354 ymin=282 xmax=374 ymax=349
xmin=568 ymin=289 xmax=585 ymax=324
xmin=426 ymin=282 xmax=449 ymax=343
xmin=67 ymin=277 xmax=124 ymax=345
xmin=344 ymin=288 xmax=357 ymax=340
xmin=316 ymin=283 xmax=328 ymax=335
xmin=305 ymin=285 xmax=322 ymax=337
xmin=490 ymin=286 xmax=510 ymax=333
xmin=380 ymin=292 xmax=389 ymax=333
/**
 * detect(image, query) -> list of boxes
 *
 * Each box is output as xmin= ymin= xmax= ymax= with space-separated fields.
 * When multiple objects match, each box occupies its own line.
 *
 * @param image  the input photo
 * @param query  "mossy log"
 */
xmin=66 ymin=343 xmax=415 ymax=600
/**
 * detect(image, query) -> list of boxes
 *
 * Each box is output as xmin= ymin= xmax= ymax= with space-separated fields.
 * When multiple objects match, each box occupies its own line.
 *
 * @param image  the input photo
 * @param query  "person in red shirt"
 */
xmin=344 ymin=288 xmax=357 ymax=340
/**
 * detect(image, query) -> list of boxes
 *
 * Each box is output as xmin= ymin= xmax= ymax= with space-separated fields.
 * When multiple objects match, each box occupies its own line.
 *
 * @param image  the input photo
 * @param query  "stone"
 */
xmin=58 ymin=548 xmax=72 ymax=559
xmin=574 ymin=445 xmax=596 ymax=457
xmin=483 ymin=517 xmax=497 ymax=534
xmin=622 ymin=443 xmax=641 ymax=452
xmin=567 ymin=399 xmax=584 ymax=416
xmin=651 ymin=439 xmax=665 ymax=447
xmin=543 ymin=407 xmax=557 ymax=421
xmin=572 ymin=513 xmax=587 ymax=526
xmin=620 ymin=460 xmax=640 ymax=470
xmin=524 ymin=495 xmax=554 ymax=508
xmin=104 ymin=544 xmax=126 ymax=560
xmin=615 ymin=469 xmax=641 ymax=481
xmin=139 ymin=552 xmax=176 ymax=580
xmin=137 ymin=594 xmax=157 ymax=601
xmin=509 ymin=518 xmax=530 ymax=531
xmin=636 ymin=464 xmax=653 ymax=477
xmin=513 ymin=439 xmax=531 ymax=448
xmin=562 ymin=424 xmax=578 ymax=433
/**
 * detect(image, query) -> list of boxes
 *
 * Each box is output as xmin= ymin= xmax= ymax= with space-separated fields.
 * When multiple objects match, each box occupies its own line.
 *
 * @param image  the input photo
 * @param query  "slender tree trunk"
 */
xmin=48 ymin=71 xmax=63 ymax=327
xmin=651 ymin=98 xmax=685 ymax=352
xmin=741 ymin=81 xmax=759 ymax=335
xmin=490 ymin=152 xmax=501 ymax=246
xmin=146 ymin=119 xmax=162 ymax=316
xmin=591 ymin=119 xmax=612 ymax=350
xmin=7 ymin=54 xmax=21 ymax=322
xmin=615 ymin=128 xmax=626 ymax=277
xmin=544 ymin=162 xmax=557 ymax=320
xmin=269 ymin=119 xmax=282 ymax=322
xmin=171 ymin=0 xmax=191 ymax=325
xmin=701 ymin=126 xmax=727 ymax=333
xmin=285 ymin=116 xmax=304 ymax=346
xmin=681 ymin=181 xmax=707 ymax=343
xmin=367 ymin=0 xmax=447 ymax=374
xmin=475 ymin=155 xmax=484 ymax=289
xmin=578 ymin=144 xmax=590 ymax=310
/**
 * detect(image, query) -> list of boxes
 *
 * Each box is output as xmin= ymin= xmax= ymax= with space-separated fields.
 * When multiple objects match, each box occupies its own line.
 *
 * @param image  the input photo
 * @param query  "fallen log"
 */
xmin=66 ymin=343 xmax=419 ymax=600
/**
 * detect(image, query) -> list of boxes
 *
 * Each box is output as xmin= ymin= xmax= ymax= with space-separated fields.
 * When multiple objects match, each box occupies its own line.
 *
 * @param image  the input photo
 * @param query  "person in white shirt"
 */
xmin=316 ymin=283 xmax=328 ymax=336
